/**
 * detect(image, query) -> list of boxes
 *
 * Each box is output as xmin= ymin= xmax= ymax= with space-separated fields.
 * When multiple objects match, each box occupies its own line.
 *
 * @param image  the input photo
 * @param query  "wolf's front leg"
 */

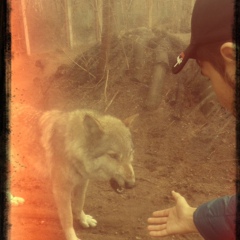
xmin=52 ymin=181 xmax=80 ymax=240
xmin=72 ymin=179 xmax=97 ymax=228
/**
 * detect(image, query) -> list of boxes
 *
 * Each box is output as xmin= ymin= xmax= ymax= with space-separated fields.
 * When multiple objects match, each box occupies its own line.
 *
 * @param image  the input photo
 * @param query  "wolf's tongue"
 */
xmin=110 ymin=179 xmax=124 ymax=194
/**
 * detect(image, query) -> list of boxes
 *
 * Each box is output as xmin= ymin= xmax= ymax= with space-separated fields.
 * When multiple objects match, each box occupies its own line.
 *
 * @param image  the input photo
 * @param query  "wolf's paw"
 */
xmin=11 ymin=196 xmax=25 ymax=206
xmin=8 ymin=193 xmax=25 ymax=206
xmin=80 ymin=214 xmax=97 ymax=228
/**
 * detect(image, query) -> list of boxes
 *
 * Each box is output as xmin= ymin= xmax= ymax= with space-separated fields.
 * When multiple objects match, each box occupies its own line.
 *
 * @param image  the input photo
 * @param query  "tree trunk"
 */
xmin=20 ymin=0 xmax=31 ymax=55
xmin=64 ymin=0 xmax=73 ymax=49
xmin=96 ymin=0 xmax=115 ymax=83
xmin=146 ymin=0 xmax=153 ymax=28
xmin=93 ymin=0 xmax=102 ymax=42
xmin=144 ymin=47 xmax=168 ymax=110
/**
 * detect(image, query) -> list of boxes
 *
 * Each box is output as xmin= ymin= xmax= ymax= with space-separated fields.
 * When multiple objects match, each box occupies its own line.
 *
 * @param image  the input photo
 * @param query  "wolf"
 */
xmin=10 ymin=104 xmax=136 ymax=240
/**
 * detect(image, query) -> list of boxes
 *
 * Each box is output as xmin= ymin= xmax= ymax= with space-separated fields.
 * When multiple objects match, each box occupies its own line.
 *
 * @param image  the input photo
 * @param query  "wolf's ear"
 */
xmin=123 ymin=113 xmax=139 ymax=128
xmin=83 ymin=114 xmax=103 ymax=138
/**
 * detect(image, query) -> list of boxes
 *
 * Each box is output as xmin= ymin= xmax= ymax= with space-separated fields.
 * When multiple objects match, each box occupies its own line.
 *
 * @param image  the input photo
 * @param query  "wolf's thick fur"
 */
xmin=11 ymin=104 xmax=135 ymax=240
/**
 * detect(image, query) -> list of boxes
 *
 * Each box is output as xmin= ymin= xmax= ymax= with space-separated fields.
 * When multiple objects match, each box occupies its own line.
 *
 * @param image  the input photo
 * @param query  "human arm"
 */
xmin=193 ymin=195 xmax=236 ymax=240
xmin=147 ymin=191 xmax=236 ymax=239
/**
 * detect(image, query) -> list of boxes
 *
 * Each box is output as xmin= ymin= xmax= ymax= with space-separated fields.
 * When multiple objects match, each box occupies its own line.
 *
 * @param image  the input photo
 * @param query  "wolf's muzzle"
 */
xmin=125 ymin=181 xmax=135 ymax=189
xmin=110 ymin=178 xmax=135 ymax=194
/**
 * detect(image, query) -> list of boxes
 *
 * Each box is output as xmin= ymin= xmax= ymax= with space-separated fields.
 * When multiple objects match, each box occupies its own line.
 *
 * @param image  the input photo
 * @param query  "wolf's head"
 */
xmin=82 ymin=113 xmax=136 ymax=193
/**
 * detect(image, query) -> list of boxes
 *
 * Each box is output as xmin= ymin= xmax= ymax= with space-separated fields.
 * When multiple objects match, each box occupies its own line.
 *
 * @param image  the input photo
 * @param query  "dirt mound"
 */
xmin=35 ymin=28 xmax=212 ymax=115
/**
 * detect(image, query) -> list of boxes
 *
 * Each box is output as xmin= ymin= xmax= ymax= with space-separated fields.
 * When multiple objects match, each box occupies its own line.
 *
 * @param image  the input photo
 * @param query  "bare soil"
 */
xmin=9 ymin=43 xmax=236 ymax=240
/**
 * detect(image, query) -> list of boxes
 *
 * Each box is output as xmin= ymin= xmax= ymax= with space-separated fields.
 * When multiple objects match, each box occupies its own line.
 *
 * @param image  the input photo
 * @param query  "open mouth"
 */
xmin=109 ymin=179 xmax=124 ymax=194
xmin=110 ymin=178 xmax=135 ymax=194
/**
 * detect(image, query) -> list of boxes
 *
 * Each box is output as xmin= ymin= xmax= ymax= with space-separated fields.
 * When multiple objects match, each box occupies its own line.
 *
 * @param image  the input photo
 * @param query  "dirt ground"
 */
xmin=8 ymin=44 xmax=236 ymax=240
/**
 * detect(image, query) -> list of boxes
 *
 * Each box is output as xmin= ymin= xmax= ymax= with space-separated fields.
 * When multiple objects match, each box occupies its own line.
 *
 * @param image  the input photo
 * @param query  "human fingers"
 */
xmin=152 ymin=208 xmax=170 ymax=217
xmin=171 ymin=190 xmax=183 ymax=200
xmin=148 ymin=227 xmax=168 ymax=237
xmin=148 ymin=223 xmax=167 ymax=231
xmin=172 ymin=190 xmax=190 ymax=207
xmin=147 ymin=216 xmax=168 ymax=224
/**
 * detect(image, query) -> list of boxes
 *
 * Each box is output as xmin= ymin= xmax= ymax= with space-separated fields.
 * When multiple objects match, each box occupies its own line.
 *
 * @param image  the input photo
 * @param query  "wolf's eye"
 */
xmin=108 ymin=152 xmax=119 ymax=160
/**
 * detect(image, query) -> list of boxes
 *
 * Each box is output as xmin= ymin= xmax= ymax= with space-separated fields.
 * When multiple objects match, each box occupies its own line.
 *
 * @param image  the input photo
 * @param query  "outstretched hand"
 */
xmin=147 ymin=191 xmax=198 ymax=237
